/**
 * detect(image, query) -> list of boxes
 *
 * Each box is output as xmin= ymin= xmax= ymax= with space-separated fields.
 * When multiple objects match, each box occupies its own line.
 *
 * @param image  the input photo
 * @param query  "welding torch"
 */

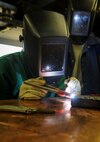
xmin=24 ymin=81 xmax=71 ymax=99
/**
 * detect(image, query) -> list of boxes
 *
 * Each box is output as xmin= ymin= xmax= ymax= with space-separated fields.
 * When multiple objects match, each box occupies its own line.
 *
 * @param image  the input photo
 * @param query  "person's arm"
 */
xmin=0 ymin=52 xmax=27 ymax=99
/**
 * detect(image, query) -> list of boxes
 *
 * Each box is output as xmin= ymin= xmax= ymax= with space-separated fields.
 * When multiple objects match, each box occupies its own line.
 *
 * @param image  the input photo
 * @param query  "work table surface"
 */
xmin=0 ymin=98 xmax=99 ymax=142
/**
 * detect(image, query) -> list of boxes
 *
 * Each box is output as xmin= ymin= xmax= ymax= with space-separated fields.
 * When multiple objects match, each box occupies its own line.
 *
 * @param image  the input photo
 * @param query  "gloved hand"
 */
xmin=19 ymin=77 xmax=48 ymax=100
xmin=64 ymin=77 xmax=81 ymax=96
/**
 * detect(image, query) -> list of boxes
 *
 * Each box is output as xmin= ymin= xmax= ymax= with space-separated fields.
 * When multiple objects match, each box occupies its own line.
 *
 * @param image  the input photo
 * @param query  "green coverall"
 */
xmin=0 ymin=51 xmax=27 ymax=99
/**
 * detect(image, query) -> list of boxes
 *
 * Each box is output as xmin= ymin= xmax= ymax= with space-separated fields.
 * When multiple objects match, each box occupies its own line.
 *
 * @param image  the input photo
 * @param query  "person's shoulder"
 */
xmin=93 ymin=34 xmax=100 ymax=43
xmin=95 ymin=36 xmax=100 ymax=43
xmin=0 ymin=51 xmax=24 ymax=68
xmin=0 ymin=51 xmax=24 ymax=61
xmin=87 ymin=33 xmax=100 ymax=45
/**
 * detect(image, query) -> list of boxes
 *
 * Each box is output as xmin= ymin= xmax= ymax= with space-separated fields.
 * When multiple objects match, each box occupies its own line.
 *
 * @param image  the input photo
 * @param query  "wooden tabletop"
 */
xmin=0 ymin=98 xmax=100 ymax=142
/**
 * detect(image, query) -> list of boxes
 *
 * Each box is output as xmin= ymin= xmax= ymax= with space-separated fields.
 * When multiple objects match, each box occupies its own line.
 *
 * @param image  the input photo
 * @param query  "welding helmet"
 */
xmin=67 ymin=0 xmax=98 ymax=44
xmin=22 ymin=10 xmax=68 ymax=85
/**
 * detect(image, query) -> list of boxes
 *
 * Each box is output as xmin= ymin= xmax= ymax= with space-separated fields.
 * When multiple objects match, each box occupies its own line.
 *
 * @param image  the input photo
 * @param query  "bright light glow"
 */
xmin=70 ymin=93 xmax=76 ymax=98
xmin=63 ymin=100 xmax=71 ymax=111
xmin=45 ymin=65 xmax=51 ymax=71
xmin=0 ymin=44 xmax=23 ymax=57
xmin=74 ymin=14 xmax=80 ymax=22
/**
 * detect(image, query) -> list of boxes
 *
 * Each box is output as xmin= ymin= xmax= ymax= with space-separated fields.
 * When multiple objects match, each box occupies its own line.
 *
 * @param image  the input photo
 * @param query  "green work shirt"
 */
xmin=0 ymin=51 xmax=27 ymax=99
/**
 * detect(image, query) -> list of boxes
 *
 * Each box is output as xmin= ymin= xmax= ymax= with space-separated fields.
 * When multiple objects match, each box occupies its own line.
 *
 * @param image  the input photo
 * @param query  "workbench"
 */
xmin=0 ymin=98 xmax=99 ymax=142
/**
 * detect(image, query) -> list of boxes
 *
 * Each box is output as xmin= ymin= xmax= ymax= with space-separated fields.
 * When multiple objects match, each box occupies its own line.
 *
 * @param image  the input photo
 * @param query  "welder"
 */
xmin=65 ymin=0 xmax=100 ymax=95
xmin=0 ymin=10 xmax=68 ymax=99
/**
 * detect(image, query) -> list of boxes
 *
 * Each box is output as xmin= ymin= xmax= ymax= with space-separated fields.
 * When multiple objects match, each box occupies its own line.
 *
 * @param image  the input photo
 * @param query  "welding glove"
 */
xmin=64 ymin=77 xmax=81 ymax=96
xmin=19 ymin=77 xmax=48 ymax=100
